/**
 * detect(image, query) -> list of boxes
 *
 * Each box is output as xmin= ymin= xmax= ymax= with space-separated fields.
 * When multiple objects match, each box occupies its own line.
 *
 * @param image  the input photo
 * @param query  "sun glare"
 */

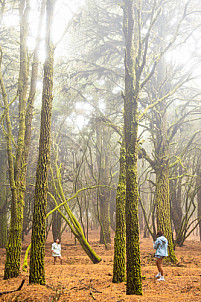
xmin=3 ymin=0 xmax=85 ymax=63
xmin=2 ymin=14 xmax=19 ymax=27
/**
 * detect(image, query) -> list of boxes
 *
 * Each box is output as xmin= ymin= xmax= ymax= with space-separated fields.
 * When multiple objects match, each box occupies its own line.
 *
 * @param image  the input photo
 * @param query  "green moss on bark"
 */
xmin=3 ymin=0 xmax=30 ymax=279
xmin=156 ymin=164 xmax=177 ymax=263
xmin=123 ymin=0 xmax=142 ymax=295
xmin=113 ymin=140 xmax=126 ymax=283
xmin=29 ymin=0 xmax=55 ymax=285
xmin=0 ymin=141 xmax=7 ymax=248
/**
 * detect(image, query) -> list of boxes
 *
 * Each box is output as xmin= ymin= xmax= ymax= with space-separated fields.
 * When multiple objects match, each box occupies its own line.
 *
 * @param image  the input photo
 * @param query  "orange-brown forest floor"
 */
xmin=0 ymin=230 xmax=201 ymax=302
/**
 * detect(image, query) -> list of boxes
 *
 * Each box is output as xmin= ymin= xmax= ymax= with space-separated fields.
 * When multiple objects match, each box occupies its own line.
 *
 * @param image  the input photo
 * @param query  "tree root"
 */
xmin=69 ymin=279 xmax=102 ymax=300
xmin=0 ymin=279 xmax=25 ymax=296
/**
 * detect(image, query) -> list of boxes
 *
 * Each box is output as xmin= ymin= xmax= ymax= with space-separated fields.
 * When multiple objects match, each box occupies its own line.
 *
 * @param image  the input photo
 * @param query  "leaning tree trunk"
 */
xmin=49 ymin=144 xmax=102 ymax=264
xmin=123 ymin=0 xmax=142 ymax=295
xmin=112 ymin=139 xmax=126 ymax=283
xmin=29 ymin=0 xmax=55 ymax=285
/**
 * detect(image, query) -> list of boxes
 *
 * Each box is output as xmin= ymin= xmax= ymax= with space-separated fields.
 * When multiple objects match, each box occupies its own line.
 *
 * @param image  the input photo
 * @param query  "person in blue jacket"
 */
xmin=153 ymin=231 xmax=168 ymax=281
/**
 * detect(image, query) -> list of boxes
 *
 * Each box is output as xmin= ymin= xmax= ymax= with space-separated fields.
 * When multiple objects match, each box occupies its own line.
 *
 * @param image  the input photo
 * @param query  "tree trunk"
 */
xmin=52 ymin=210 xmax=62 ymax=242
xmin=96 ymin=123 xmax=111 ymax=245
xmin=170 ymin=175 xmax=183 ymax=244
xmin=196 ymin=164 xmax=201 ymax=241
xmin=99 ymin=162 xmax=111 ymax=244
xmin=152 ymin=52 xmax=177 ymax=262
xmin=0 ymin=66 xmax=20 ymax=278
xmin=3 ymin=0 xmax=44 ymax=278
xmin=49 ymin=151 xmax=102 ymax=265
xmin=0 ymin=138 xmax=7 ymax=248
xmin=29 ymin=0 xmax=55 ymax=285
xmin=113 ymin=139 xmax=126 ymax=283
xmin=123 ymin=0 xmax=142 ymax=295
xmin=48 ymin=190 xmax=102 ymax=264
xmin=3 ymin=0 xmax=30 ymax=279
xmin=155 ymin=162 xmax=177 ymax=262
xmin=20 ymin=0 xmax=46 ymax=240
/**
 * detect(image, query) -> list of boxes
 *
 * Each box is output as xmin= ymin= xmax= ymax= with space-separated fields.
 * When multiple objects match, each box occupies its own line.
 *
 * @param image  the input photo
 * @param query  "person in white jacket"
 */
xmin=52 ymin=238 xmax=63 ymax=265
xmin=153 ymin=231 xmax=168 ymax=281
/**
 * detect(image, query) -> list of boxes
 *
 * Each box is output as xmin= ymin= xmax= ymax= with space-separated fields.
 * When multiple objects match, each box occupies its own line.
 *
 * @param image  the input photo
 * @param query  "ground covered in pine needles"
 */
xmin=0 ymin=230 xmax=201 ymax=301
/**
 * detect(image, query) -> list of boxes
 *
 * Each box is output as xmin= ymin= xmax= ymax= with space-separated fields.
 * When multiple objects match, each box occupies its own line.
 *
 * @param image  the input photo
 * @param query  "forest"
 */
xmin=0 ymin=0 xmax=201 ymax=301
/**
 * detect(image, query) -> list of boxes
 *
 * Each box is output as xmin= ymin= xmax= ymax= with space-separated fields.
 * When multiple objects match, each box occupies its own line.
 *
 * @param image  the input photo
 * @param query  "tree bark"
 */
xmin=29 ymin=0 xmax=55 ymax=285
xmin=0 ymin=137 xmax=7 ymax=248
xmin=3 ymin=0 xmax=30 ymax=279
xmin=96 ymin=123 xmax=111 ymax=245
xmin=52 ymin=210 xmax=62 ymax=241
xmin=155 ymin=163 xmax=177 ymax=262
xmin=170 ymin=173 xmax=183 ymax=244
xmin=196 ymin=164 xmax=201 ymax=241
xmin=153 ymin=57 xmax=177 ymax=262
xmin=123 ymin=0 xmax=142 ymax=295
xmin=112 ymin=139 xmax=126 ymax=283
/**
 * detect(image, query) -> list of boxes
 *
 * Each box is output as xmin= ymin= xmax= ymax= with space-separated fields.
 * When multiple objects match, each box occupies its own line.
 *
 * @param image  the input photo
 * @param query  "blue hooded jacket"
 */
xmin=153 ymin=235 xmax=168 ymax=257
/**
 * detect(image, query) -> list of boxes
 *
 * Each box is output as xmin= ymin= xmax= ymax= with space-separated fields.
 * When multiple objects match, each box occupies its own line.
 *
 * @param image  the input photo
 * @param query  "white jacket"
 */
xmin=52 ymin=242 xmax=61 ymax=256
xmin=153 ymin=235 xmax=168 ymax=257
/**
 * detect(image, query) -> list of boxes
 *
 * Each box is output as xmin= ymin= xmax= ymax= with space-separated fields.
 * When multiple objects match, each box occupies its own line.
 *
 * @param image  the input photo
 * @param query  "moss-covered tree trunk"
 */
xmin=99 ymin=152 xmax=111 ymax=244
xmin=19 ymin=0 xmax=45 ymax=220
xmin=29 ymin=0 xmax=55 ymax=285
xmin=0 ymin=62 xmax=19 ymax=278
xmin=49 ymin=146 xmax=102 ymax=264
xmin=2 ymin=0 xmax=44 ymax=278
xmin=155 ymin=163 xmax=177 ymax=262
xmin=154 ymin=109 xmax=177 ymax=262
xmin=123 ymin=0 xmax=142 ymax=295
xmin=0 ymin=0 xmax=7 ymax=250
xmin=3 ymin=0 xmax=30 ymax=279
xmin=153 ymin=56 xmax=177 ymax=262
xmin=170 ymin=170 xmax=183 ymax=244
xmin=96 ymin=123 xmax=111 ymax=245
xmin=0 ymin=137 xmax=7 ymax=248
xmin=196 ymin=164 xmax=201 ymax=241
xmin=5 ymin=0 xmax=46 ymax=276
xmin=52 ymin=210 xmax=62 ymax=241
xmin=48 ymin=187 xmax=102 ymax=264
xmin=112 ymin=139 xmax=126 ymax=283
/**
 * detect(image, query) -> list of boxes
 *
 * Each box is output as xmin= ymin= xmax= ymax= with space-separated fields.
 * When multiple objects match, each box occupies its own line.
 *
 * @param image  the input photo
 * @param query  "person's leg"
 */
xmin=59 ymin=256 xmax=63 ymax=265
xmin=155 ymin=258 xmax=161 ymax=277
xmin=156 ymin=258 xmax=160 ymax=272
xmin=157 ymin=257 xmax=165 ymax=281
xmin=157 ymin=258 xmax=163 ymax=276
xmin=54 ymin=257 xmax=56 ymax=265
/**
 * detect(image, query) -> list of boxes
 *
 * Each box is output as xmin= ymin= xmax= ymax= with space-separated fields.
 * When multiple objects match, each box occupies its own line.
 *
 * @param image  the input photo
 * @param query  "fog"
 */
xmin=1 ymin=0 xmax=201 ymax=293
